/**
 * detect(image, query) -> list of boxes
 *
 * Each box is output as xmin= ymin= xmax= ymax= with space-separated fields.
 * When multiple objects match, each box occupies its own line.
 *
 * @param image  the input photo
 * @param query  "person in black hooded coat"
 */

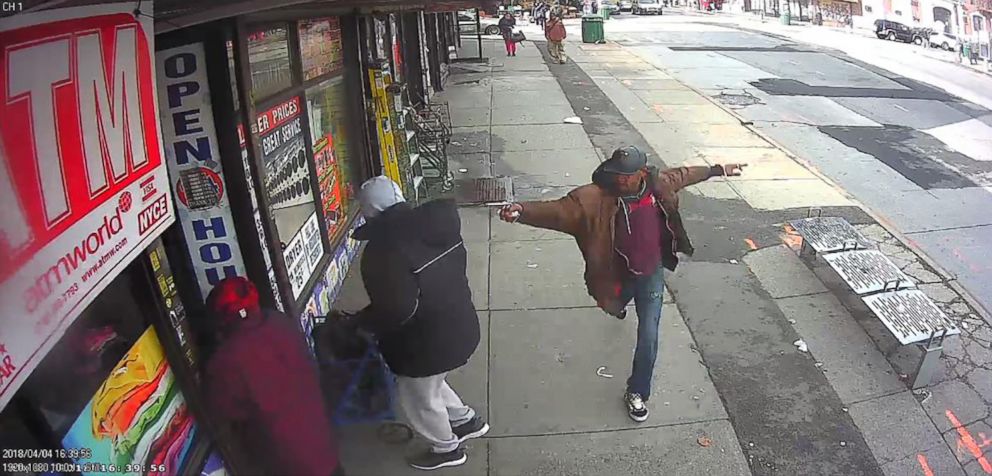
xmin=351 ymin=176 xmax=487 ymax=471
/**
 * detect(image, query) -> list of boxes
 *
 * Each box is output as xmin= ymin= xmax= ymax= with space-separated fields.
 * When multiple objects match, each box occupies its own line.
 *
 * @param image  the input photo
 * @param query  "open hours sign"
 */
xmin=156 ymin=41 xmax=247 ymax=299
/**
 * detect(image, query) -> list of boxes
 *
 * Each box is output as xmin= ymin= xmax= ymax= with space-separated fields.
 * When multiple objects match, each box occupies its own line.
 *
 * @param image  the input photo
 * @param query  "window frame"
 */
xmin=238 ymin=15 xmax=368 ymax=311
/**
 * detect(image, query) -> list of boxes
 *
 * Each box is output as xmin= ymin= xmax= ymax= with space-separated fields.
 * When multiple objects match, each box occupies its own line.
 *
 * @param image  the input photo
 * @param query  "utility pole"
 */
xmin=475 ymin=8 xmax=483 ymax=59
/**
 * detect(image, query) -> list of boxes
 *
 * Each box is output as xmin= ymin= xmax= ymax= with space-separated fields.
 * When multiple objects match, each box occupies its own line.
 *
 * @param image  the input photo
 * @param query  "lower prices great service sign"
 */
xmin=0 ymin=4 xmax=173 ymax=409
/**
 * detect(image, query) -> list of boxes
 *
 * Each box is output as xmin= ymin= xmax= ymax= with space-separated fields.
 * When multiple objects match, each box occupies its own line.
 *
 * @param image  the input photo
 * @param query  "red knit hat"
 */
xmin=206 ymin=276 xmax=261 ymax=324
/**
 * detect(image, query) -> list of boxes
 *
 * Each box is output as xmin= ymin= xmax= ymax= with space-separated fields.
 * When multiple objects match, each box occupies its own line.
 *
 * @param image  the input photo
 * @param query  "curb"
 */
xmin=621 ymin=46 xmax=992 ymax=324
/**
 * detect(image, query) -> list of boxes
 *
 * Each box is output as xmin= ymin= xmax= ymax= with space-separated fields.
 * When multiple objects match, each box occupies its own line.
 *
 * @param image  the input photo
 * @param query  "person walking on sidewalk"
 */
xmin=352 ymin=176 xmax=488 ymax=471
xmin=535 ymin=2 xmax=548 ymax=30
xmin=498 ymin=147 xmax=746 ymax=422
xmin=499 ymin=13 xmax=518 ymax=56
xmin=202 ymin=277 xmax=344 ymax=476
xmin=546 ymin=12 xmax=567 ymax=64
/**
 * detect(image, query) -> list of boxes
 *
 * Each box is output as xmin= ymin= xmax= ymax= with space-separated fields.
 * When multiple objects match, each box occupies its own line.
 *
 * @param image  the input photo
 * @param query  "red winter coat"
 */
xmin=204 ymin=308 xmax=339 ymax=475
xmin=546 ymin=18 xmax=567 ymax=42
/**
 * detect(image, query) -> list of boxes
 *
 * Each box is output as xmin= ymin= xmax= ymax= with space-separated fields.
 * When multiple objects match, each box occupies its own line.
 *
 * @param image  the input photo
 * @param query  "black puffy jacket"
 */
xmin=352 ymin=199 xmax=480 ymax=378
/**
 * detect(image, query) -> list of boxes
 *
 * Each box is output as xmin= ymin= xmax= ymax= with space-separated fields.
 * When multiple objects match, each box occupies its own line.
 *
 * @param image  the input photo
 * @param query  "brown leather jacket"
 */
xmin=518 ymin=165 xmax=718 ymax=311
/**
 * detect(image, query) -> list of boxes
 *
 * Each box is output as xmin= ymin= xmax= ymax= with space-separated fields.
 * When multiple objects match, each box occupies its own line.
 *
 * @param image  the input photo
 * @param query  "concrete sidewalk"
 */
xmin=329 ymin=37 xmax=992 ymax=475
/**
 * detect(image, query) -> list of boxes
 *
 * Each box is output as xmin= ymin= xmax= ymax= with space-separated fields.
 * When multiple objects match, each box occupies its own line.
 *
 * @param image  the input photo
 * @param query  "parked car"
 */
xmin=874 ymin=19 xmax=918 ymax=43
xmin=458 ymin=12 xmax=501 ymax=35
xmin=600 ymin=0 xmax=620 ymax=15
xmin=701 ymin=0 xmax=723 ymax=10
xmin=620 ymin=0 xmax=634 ymax=11
xmin=633 ymin=0 xmax=663 ymax=14
xmin=927 ymin=30 xmax=960 ymax=50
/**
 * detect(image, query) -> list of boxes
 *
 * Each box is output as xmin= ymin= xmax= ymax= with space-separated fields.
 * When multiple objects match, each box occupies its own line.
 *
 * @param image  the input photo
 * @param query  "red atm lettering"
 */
xmin=0 ymin=15 xmax=160 ymax=281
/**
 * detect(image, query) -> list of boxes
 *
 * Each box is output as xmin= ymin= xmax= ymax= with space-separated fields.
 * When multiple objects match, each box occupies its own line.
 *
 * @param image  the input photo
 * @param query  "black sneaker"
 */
xmin=624 ymin=392 xmax=649 ymax=422
xmin=615 ymin=308 xmax=627 ymax=320
xmin=453 ymin=416 xmax=490 ymax=443
xmin=408 ymin=448 xmax=467 ymax=471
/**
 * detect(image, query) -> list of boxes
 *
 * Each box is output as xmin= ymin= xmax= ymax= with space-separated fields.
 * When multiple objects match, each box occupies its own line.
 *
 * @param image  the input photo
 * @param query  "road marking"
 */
xmin=780 ymin=224 xmax=803 ymax=250
xmin=946 ymin=409 xmax=992 ymax=474
xmin=813 ymin=70 xmax=825 ymax=76
xmin=745 ymin=238 xmax=758 ymax=250
xmin=893 ymin=104 xmax=909 ymax=112
xmin=916 ymin=454 xmax=935 ymax=476
xmin=788 ymin=60 xmax=799 ymax=65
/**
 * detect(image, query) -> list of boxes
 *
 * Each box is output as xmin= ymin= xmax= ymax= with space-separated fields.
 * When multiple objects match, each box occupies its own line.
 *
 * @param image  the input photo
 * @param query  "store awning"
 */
xmin=17 ymin=0 xmax=497 ymax=33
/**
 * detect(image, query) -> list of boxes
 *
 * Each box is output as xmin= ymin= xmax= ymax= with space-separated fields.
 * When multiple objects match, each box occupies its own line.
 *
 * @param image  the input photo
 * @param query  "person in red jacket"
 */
xmin=546 ymin=12 xmax=567 ymax=64
xmin=202 ymin=277 xmax=344 ymax=476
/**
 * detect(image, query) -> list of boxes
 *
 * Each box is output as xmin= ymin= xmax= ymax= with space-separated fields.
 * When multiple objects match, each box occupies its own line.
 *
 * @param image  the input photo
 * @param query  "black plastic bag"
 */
xmin=314 ymin=311 xmax=369 ymax=362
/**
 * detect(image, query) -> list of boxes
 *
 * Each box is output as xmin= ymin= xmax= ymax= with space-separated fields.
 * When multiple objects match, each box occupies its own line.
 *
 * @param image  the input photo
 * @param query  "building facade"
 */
xmin=0 ymin=1 xmax=467 ymax=474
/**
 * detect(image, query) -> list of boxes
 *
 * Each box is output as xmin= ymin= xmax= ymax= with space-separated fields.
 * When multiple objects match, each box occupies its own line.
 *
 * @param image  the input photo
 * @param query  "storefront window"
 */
xmin=306 ymin=77 xmax=359 ymax=241
xmin=256 ymin=96 xmax=325 ymax=299
xmin=298 ymin=18 xmax=344 ymax=81
xmin=1 ymin=258 xmax=199 ymax=475
xmin=247 ymin=27 xmax=293 ymax=100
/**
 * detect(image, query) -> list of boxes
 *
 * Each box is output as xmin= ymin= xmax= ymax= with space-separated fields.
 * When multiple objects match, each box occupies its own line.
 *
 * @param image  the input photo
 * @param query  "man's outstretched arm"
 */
xmin=657 ymin=164 xmax=747 ymax=193
xmin=499 ymin=192 xmax=584 ymax=236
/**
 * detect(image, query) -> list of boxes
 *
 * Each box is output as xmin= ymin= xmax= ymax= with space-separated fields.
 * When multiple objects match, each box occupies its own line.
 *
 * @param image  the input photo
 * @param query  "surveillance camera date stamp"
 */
xmin=2 ymin=448 xmax=165 ymax=473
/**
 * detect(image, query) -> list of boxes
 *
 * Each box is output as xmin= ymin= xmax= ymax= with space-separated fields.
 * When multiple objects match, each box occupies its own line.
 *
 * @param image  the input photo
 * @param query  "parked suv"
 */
xmin=874 ymin=19 xmax=919 ymax=43
xmin=928 ymin=30 xmax=960 ymax=50
xmin=633 ymin=0 xmax=663 ymax=15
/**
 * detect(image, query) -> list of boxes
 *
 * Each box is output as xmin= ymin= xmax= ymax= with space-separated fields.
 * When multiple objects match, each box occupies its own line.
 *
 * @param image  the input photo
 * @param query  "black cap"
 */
xmin=601 ymin=146 xmax=647 ymax=175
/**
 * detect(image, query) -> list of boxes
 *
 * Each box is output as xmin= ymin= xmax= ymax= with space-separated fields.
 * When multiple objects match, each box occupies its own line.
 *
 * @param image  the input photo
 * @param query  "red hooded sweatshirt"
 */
xmin=203 ymin=277 xmax=340 ymax=475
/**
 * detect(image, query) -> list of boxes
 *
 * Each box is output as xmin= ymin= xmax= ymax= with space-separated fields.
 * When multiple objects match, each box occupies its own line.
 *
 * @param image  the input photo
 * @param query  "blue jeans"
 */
xmin=618 ymin=266 xmax=665 ymax=400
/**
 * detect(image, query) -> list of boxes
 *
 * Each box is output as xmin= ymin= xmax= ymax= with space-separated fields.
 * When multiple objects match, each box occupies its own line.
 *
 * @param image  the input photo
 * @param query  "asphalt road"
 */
xmin=602 ymin=13 xmax=992 ymax=320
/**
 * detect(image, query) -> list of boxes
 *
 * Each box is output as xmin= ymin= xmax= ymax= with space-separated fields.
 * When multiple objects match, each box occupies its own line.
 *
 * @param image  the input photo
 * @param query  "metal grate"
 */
xmin=790 ymin=217 xmax=873 ymax=253
xmin=455 ymin=177 xmax=514 ymax=205
xmin=823 ymin=250 xmax=915 ymax=295
xmin=179 ymin=168 xmax=221 ymax=210
xmin=864 ymin=290 xmax=960 ymax=345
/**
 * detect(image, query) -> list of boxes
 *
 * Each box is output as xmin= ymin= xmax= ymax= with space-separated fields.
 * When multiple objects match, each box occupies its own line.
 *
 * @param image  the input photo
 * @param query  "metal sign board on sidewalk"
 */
xmin=789 ymin=216 xmax=872 ymax=253
xmin=863 ymin=290 xmax=960 ymax=345
xmin=822 ymin=250 xmax=915 ymax=295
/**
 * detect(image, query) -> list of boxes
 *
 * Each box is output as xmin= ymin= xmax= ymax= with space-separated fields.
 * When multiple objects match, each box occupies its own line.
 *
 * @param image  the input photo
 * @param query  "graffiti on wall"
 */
xmin=821 ymin=0 xmax=852 ymax=25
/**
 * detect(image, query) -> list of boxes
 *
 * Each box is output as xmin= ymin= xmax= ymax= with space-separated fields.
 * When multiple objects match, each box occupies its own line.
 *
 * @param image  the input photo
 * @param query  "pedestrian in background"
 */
xmin=546 ymin=12 xmax=568 ymax=64
xmin=535 ymin=2 xmax=548 ymax=30
xmin=499 ymin=13 xmax=518 ymax=56
xmin=498 ymin=147 xmax=746 ymax=423
xmin=352 ymin=177 xmax=488 ymax=471
xmin=202 ymin=277 xmax=344 ymax=476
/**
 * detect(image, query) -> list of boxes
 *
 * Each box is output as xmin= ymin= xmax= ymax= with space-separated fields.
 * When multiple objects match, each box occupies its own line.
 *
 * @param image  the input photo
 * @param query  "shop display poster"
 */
xmin=284 ymin=212 xmax=323 ymax=299
xmin=256 ymin=96 xmax=310 ymax=212
xmin=0 ymin=3 xmax=174 ymax=410
xmin=63 ymin=327 xmax=197 ymax=476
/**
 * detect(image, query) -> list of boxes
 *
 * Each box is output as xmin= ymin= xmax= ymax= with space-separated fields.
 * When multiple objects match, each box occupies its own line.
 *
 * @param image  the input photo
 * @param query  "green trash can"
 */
xmin=582 ymin=15 xmax=604 ymax=43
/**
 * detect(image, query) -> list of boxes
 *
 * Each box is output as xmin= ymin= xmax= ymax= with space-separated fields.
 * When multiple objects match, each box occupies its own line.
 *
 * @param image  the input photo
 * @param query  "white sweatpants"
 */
xmin=395 ymin=373 xmax=475 ymax=453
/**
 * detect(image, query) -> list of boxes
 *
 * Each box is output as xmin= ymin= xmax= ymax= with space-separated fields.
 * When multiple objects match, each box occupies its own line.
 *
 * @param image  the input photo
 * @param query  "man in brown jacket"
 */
xmin=499 ymin=146 xmax=745 ymax=422
xmin=545 ymin=12 xmax=567 ymax=64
